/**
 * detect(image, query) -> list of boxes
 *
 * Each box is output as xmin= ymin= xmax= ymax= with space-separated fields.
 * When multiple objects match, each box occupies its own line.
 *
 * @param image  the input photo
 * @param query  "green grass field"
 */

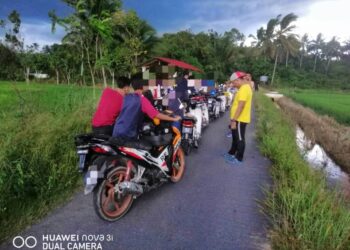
xmin=0 ymin=81 xmax=99 ymax=241
xmin=282 ymin=89 xmax=350 ymax=126
xmin=255 ymin=92 xmax=350 ymax=249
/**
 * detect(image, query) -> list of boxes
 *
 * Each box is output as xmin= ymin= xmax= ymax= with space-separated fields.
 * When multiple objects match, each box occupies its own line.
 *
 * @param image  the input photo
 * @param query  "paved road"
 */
xmin=1 ymin=111 xmax=271 ymax=250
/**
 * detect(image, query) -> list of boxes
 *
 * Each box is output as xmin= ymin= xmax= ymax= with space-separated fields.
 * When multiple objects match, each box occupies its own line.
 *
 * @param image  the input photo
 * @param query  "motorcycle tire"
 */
xmin=182 ymin=140 xmax=191 ymax=155
xmin=93 ymin=166 xmax=134 ymax=222
xmin=170 ymin=147 xmax=186 ymax=183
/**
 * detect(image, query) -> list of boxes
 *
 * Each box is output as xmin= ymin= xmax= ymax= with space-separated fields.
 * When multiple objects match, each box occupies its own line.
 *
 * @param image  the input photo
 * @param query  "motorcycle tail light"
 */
xmin=182 ymin=120 xmax=194 ymax=127
xmin=92 ymin=145 xmax=112 ymax=154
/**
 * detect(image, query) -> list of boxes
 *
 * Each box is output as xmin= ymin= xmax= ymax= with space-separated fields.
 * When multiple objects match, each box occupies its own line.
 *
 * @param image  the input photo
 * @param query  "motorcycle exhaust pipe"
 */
xmin=117 ymin=181 xmax=143 ymax=195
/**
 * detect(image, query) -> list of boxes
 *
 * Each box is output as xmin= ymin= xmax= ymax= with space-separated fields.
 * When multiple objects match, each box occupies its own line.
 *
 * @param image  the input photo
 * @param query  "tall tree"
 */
xmin=322 ymin=36 xmax=341 ymax=75
xmin=50 ymin=0 xmax=123 ymax=87
xmin=309 ymin=33 xmax=324 ymax=72
xmin=270 ymin=13 xmax=299 ymax=85
xmin=112 ymin=10 xmax=157 ymax=74
xmin=299 ymin=33 xmax=309 ymax=69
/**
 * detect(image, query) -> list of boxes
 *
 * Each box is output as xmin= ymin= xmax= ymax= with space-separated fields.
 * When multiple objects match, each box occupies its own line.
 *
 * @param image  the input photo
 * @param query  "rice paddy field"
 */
xmin=282 ymin=89 xmax=350 ymax=126
xmin=0 ymin=81 xmax=99 ymax=241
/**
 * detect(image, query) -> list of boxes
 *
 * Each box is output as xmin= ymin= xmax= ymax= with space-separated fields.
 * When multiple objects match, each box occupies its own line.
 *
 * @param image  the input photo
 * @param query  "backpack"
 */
xmin=112 ymin=94 xmax=143 ymax=139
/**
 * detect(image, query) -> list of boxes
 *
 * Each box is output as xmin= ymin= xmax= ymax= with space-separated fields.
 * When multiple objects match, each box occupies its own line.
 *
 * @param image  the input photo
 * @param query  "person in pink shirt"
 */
xmin=112 ymin=79 xmax=181 ymax=139
xmin=91 ymin=77 xmax=131 ymax=136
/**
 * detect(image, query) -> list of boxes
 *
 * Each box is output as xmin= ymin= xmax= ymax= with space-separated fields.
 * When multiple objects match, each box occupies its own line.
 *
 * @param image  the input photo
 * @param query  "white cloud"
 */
xmin=20 ymin=20 xmax=65 ymax=48
xmin=295 ymin=0 xmax=350 ymax=42
xmin=159 ymin=0 xmax=349 ymax=44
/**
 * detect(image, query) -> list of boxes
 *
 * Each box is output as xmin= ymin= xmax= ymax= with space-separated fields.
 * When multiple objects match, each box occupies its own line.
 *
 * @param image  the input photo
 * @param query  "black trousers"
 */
xmin=92 ymin=125 xmax=114 ymax=136
xmin=228 ymin=121 xmax=247 ymax=161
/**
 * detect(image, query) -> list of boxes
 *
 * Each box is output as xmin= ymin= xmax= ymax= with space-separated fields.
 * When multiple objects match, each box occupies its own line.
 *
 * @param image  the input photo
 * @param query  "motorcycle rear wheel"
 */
xmin=93 ymin=166 xmax=134 ymax=221
xmin=171 ymin=147 xmax=185 ymax=183
xmin=182 ymin=140 xmax=191 ymax=155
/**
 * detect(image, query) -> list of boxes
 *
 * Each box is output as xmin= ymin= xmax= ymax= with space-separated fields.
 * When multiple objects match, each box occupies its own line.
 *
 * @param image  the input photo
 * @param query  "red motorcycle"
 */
xmin=75 ymin=119 xmax=185 ymax=221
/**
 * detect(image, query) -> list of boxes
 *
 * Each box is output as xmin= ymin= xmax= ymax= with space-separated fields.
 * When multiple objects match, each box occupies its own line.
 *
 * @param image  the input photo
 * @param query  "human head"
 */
xmin=117 ymin=76 xmax=131 ymax=93
xmin=243 ymin=73 xmax=252 ymax=81
xmin=131 ymin=78 xmax=144 ymax=92
xmin=183 ymin=70 xmax=190 ymax=79
xmin=229 ymin=71 xmax=247 ymax=88
xmin=143 ymin=89 xmax=154 ymax=103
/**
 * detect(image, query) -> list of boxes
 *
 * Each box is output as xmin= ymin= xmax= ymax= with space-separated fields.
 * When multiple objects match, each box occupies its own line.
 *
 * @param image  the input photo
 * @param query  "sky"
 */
xmin=0 ymin=0 xmax=349 ymax=48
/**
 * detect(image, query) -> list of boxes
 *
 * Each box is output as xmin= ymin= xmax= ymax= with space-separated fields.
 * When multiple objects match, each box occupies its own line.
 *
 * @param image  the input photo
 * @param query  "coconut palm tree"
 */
xmin=252 ymin=19 xmax=278 ymax=62
xmin=309 ymin=33 xmax=324 ymax=72
xmin=299 ymin=33 xmax=309 ymax=69
xmin=322 ymin=36 xmax=341 ymax=75
xmin=270 ymin=13 xmax=299 ymax=85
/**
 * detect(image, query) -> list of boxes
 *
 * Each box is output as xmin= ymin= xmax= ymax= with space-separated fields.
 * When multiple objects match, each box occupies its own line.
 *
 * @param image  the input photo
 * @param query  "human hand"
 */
xmin=230 ymin=120 xmax=237 ymax=129
xmin=174 ymin=115 xmax=182 ymax=122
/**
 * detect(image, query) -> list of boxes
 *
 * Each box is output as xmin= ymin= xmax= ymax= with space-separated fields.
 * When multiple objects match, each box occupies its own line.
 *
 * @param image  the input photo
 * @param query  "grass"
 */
xmin=281 ymin=89 xmax=350 ymax=126
xmin=255 ymin=91 xmax=350 ymax=249
xmin=0 ymin=81 xmax=99 ymax=242
xmin=276 ymin=97 xmax=350 ymax=173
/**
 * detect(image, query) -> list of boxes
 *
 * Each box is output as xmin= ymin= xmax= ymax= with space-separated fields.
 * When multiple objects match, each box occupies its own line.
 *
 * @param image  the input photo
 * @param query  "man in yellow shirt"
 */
xmin=224 ymin=71 xmax=253 ymax=164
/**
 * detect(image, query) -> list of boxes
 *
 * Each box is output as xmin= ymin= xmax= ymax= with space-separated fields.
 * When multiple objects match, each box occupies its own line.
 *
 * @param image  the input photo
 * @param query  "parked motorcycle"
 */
xmin=181 ymin=115 xmax=198 ymax=155
xmin=75 ymin=119 xmax=185 ymax=221
xmin=207 ymin=92 xmax=220 ymax=120
xmin=224 ymin=91 xmax=233 ymax=110
xmin=217 ymin=91 xmax=227 ymax=114
xmin=189 ymin=93 xmax=209 ymax=128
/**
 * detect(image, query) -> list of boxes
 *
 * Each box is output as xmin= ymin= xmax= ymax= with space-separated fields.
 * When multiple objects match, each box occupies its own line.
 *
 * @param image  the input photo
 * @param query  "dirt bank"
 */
xmin=277 ymin=97 xmax=350 ymax=173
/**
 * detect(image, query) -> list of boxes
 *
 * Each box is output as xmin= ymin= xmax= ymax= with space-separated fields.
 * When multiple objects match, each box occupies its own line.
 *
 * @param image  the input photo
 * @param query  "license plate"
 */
xmin=182 ymin=127 xmax=193 ymax=134
xmin=78 ymin=154 xmax=87 ymax=172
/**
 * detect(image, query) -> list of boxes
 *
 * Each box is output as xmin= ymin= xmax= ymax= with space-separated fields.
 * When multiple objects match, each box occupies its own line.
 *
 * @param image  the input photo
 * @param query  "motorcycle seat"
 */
xmin=75 ymin=133 xmax=110 ymax=146
xmin=142 ymin=134 xmax=173 ymax=147
xmin=183 ymin=116 xmax=197 ymax=122
xmin=109 ymin=137 xmax=153 ymax=151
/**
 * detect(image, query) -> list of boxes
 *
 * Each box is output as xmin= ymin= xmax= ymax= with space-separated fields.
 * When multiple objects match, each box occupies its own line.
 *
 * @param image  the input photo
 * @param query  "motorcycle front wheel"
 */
xmin=93 ymin=166 xmax=134 ymax=221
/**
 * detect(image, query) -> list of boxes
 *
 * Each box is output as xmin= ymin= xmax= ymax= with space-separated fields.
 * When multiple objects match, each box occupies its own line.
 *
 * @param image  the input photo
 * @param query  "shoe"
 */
xmin=222 ymin=152 xmax=235 ymax=160
xmin=225 ymin=157 xmax=242 ymax=166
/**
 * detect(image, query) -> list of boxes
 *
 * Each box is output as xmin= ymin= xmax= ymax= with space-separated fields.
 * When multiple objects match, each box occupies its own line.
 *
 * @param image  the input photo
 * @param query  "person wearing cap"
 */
xmin=224 ymin=71 xmax=253 ymax=164
xmin=244 ymin=73 xmax=255 ymax=91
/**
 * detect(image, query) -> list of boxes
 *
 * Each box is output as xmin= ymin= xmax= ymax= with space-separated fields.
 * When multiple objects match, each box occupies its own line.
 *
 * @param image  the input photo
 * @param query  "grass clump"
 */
xmin=255 ymin=92 xmax=350 ymax=249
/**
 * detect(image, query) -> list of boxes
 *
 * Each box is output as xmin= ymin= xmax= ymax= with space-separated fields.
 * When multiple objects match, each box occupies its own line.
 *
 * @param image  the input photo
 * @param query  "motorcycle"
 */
xmin=207 ymin=92 xmax=221 ymax=120
xmin=224 ymin=91 xmax=233 ymax=110
xmin=75 ymin=119 xmax=185 ymax=221
xmin=181 ymin=115 xmax=198 ymax=155
xmin=217 ymin=91 xmax=227 ymax=114
xmin=189 ymin=93 xmax=209 ymax=128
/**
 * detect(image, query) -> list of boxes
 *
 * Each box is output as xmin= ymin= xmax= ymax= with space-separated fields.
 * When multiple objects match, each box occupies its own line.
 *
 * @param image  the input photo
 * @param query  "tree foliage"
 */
xmin=0 ymin=6 xmax=349 ymax=89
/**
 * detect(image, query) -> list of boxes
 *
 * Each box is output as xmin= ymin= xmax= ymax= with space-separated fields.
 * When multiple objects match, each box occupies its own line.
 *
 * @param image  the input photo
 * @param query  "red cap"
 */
xmin=230 ymin=71 xmax=246 ymax=81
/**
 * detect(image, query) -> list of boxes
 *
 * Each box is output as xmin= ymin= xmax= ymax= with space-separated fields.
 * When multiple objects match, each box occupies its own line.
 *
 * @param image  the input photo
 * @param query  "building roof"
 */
xmin=142 ymin=57 xmax=203 ymax=73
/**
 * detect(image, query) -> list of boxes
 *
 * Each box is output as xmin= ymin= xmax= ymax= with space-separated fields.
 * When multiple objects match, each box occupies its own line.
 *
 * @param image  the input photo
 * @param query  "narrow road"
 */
xmin=2 ymin=111 xmax=271 ymax=250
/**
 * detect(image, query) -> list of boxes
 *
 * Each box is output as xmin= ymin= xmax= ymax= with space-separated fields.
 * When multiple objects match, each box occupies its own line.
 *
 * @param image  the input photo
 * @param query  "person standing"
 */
xmin=244 ymin=73 xmax=255 ymax=91
xmin=224 ymin=71 xmax=253 ymax=164
xmin=175 ymin=70 xmax=191 ymax=112
xmin=91 ymin=77 xmax=131 ymax=136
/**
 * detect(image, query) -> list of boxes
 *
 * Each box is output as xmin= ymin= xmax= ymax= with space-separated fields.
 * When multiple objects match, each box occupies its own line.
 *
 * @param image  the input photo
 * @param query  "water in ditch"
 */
xmin=296 ymin=126 xmax=350 ymax=199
